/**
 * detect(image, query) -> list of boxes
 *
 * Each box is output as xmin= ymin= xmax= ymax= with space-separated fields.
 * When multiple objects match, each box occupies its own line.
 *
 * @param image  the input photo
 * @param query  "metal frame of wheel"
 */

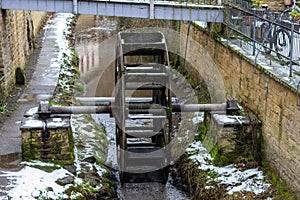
xmin=114 ymin=31 xmax=172 ymax=185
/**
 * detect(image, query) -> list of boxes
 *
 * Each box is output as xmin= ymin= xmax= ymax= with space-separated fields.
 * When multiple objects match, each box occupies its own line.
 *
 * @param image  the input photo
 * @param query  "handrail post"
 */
xmin=252 ymin=9 xmax=257 ymax=56
xmin=150 ymin=0 xmax=154 ymax=19
xmin=289 ymin=22 xmax=294 ymax=77
xmin=73 ymin=0 xmax=78 ymax=14
xmin=297 ymin=81 xmax=300 ymax=106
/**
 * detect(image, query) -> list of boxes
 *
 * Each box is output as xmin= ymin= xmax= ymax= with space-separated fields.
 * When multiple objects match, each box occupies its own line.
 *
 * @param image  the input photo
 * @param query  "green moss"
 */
xmin=262 ymin=161 xmax=297 ymax=200
xmin=30 ymin=163 xmax=61 ymax=173
xmin=68 ymin=127 xmax=75 ymax=164
xmin=22 ymin=147 xmax=38 ymax=161
xmin=290 ymin=9 xmax=300 ymax=22
xmin=212 ymin=23 xmax=222 ymax=38
xmin=69 ymin=182 xmax=98 ymax=199
xmin=0 ymin=98 xmax=8 ymax=114
xmin=212 ymin=147 xmax=240 ymax=166
xmin=173 ymin=154 xmax=227 ymax=200
xmin=195 ymin=124 xmax=207 ymax=141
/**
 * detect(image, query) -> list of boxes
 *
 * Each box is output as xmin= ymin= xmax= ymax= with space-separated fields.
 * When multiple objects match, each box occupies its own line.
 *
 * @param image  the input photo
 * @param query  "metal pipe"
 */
xmin=48 ymin=103 xmax=228 ymax=114
xmin=50 ymin=105 xmax=112 ymax=114
xmin=172 ymin=103 xmax=227 ymax=112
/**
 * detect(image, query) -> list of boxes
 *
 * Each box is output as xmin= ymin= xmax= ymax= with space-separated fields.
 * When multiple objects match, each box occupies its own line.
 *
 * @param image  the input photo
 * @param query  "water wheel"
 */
xmin=114 ymin=31 xmax=172 ymax=185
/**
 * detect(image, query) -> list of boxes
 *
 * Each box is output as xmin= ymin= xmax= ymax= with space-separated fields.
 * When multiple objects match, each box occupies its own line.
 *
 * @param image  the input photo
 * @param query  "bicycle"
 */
xmin=259 ymin=4 xmax=292 ymax=59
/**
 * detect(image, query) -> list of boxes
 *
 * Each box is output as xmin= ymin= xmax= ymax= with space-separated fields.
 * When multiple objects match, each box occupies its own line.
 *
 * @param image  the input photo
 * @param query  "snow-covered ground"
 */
xmin=181 ymin=113 xmax=273 ymax=198
xmin=0 ymin=13 xmax=106 ymax=200
xmin=0 ymin=161 xmax=71 ymax=199
xmin=186 ymin=141 xmax=271 ymax=196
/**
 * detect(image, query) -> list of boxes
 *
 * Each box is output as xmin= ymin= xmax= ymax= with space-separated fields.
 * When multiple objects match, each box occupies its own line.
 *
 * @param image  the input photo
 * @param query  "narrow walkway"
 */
xmin=0 ymin=14 xmax=63 ymax=167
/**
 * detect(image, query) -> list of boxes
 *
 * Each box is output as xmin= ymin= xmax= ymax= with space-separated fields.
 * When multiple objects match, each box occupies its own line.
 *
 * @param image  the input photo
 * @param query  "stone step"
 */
xmin=0 ymin=152 xmax=22 ymax=168
xmin=0 ymin=138 xmax=21 ymax=158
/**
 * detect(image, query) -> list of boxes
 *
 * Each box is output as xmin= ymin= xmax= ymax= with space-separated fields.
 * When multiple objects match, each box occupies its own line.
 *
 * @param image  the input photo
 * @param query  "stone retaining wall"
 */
xmin=181 ymin=23 xmax=300 ymax=198
xmin=0 ymin=10 xmax=47 ymax=98
xmin=20 ymin=116 xmax=74 ymax=165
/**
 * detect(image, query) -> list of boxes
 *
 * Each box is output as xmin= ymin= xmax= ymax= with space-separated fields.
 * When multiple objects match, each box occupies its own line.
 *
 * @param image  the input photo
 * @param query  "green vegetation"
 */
xmin=51 ymin=49 xmax=82 ymax=106
xmin=262 ymin=161 xmax=297 ymax=200
xmin=194 ymin=123 xmax=207 ymax=142
xmin=290 ymin=9 xmax=300 ymax=22
xmin=172 ymin=72 xmax=296 ymax=199
xmin=0 ymin=98 xmax=8 ymax=114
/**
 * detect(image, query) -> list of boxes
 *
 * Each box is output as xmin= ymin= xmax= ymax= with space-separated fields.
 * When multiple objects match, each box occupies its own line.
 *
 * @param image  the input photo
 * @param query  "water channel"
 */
xmin=0 ymin=13 xmax=276 ymax=199
xmin=74 ymin=15 xmax=191 ymax=199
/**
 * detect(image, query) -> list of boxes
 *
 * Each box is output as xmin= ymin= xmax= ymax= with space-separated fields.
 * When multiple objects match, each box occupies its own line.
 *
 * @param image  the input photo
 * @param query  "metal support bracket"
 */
xmin=38 ymin=101 xmax=51 ymax=114
xmin=297 ymin=81 xmax=300 ymax=106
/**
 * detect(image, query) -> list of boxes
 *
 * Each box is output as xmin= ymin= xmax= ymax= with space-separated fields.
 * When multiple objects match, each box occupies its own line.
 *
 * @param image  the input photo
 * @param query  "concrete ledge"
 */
xmin=20 ymin=117 xmax=70 ymax=130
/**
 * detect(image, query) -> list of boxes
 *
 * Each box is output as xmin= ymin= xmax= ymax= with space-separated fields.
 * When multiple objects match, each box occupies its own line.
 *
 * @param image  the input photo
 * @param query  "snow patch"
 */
xmin=1 ymin=166 xmax=70 ymax=199
xmin=186 ymin=141 xmax=271 ymax=196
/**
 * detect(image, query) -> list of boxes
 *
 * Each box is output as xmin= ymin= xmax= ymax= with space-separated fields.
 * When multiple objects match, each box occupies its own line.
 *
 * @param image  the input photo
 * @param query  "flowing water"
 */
xmin=74 ymin=15 xmax=190 ymax=200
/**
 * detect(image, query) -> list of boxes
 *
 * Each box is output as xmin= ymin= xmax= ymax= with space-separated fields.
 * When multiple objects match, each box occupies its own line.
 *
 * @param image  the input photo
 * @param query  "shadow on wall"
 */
xmin=15 ymin=67 xmax=26 ymax=85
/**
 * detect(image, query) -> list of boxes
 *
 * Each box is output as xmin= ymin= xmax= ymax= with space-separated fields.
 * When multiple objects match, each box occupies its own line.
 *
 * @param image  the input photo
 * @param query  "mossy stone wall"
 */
xmin=20 ymin=117 xmax=74 ymax=165
xmin=181 ymin=22 xmax=300 ymax=198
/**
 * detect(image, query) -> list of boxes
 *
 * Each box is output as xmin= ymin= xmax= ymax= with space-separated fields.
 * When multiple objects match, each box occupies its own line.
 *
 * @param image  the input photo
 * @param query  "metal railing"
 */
xmin=158 ymin=0 xmax=221 ymax=5
xmin=297 ymin=81 xmax=300 ymax=106
xmin=223 ymin=0 xmax=300 ymax=77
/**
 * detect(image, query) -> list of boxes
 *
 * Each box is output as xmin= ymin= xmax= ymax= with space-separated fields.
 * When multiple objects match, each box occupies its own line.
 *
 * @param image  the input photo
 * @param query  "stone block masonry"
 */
xmin=0 ymin=10 xmax=47 ymax=99
xmin=20 ymin=115 xmax=74 ymax=165
xmin=181 ymin=22 xmax=300 ymax=198
xmin=204 ymin=112 xmax=262 ymax=167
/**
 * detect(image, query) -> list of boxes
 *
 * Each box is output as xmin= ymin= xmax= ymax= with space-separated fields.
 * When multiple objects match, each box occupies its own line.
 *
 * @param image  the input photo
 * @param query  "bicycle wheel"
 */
xmin=260 ymin=22 xmax=272 ymax=54
xmin=275 ymin=28 xmax=291 ymax=59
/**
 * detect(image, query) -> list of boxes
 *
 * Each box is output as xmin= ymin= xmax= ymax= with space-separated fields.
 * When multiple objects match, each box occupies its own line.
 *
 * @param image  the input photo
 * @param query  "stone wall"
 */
xmin=269 ymin=0 xmax=285 ymax=11
xmin=0 ymin=10 xmax=47 ymax=98
xmin=20 ymin=116 xmax=74 ymax=165
xmin=205 ymin=113 xmax=262 ymax=166
xmin=181 ymin=23 xmax=300 ymax=198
